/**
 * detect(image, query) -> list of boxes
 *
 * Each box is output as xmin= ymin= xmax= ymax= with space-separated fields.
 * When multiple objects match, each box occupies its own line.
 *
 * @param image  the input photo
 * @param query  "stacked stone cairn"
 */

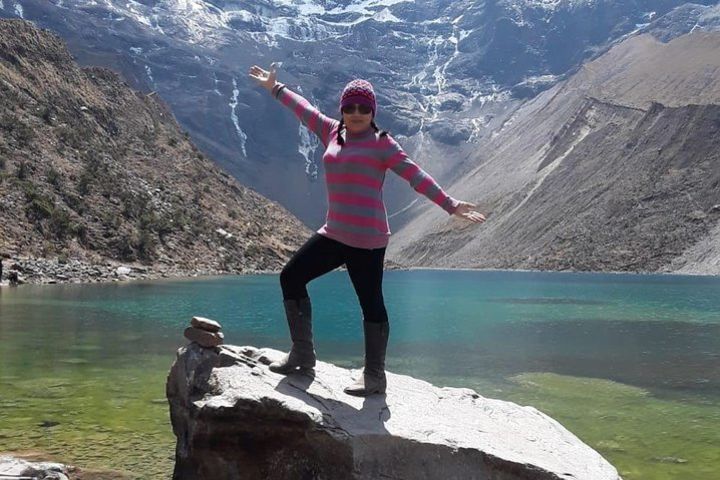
xmin=184 ymin=316 xmax=224 ymax=348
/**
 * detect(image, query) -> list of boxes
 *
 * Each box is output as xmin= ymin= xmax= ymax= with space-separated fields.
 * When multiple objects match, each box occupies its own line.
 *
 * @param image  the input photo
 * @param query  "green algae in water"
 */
xmin=0 ymin=355 xmax=174 ymax=479
xmin=3 ymin=359 xmax=720 ymax=479
xmin=499 ymin=373 xmax=720 ymax=480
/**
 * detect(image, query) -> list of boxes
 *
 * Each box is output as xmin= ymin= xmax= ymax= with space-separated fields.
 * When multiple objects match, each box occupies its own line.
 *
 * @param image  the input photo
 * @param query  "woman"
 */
xmin=248 ymin=63 xmax=486 ymax=396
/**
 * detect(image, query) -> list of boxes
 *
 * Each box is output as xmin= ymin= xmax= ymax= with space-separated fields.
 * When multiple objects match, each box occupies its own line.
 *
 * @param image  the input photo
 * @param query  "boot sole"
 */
xmin=343 ymin=380 xmax=387 ymax=396
xmin=269 ymin=363 xmax=316 ymax=374
xmin=343 ymin=387 xmax=385 ymax=397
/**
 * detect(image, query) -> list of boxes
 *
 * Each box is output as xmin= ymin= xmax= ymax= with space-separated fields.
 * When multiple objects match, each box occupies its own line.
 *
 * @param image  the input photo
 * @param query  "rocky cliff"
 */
xmin=0 ymin=19 xmax=312 ymax=284
xmin=166 ymin=342 xmax=622 ymax=480
xmin=387 ymin=31 xmax=720 ymax=275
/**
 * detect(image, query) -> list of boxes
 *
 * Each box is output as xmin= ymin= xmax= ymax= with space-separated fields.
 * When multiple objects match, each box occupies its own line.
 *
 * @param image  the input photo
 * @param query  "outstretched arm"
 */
xmin=249 ymin=63 xmax=338 ymax=146
xmin=384 ymin=136 xmax=486 ymax=223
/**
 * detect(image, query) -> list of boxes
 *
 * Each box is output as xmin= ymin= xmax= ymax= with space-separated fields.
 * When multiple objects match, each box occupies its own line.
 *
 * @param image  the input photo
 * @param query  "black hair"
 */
xmin=336 ymin=118 xmax=389 ymax=146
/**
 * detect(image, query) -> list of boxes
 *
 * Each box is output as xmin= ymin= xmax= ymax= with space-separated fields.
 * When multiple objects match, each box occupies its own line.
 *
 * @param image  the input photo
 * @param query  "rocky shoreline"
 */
xmin=0 ymin=256 xmax=411 ymax=286
xmin=1 ymin=255 xmax=713 ymax=288
xmin=0 ymin=255 xmax=279 ymax=286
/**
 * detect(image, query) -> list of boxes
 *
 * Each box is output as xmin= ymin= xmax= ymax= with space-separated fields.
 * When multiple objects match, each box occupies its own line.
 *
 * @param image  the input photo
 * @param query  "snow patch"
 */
xmin=126 ymin=1 xmax=150 ymax=25
xmin=267 ymin=0 xmax=412 ymax=18
xmin=229 ymin=78 xmax=248 ymax=157
xmin=129 ymin=46 xmax=143 ymax=55
xmin=14 ymin=1 xmax=23 ymax=18
xmin=689 ymin=23 xmax=704 ymax=34
xmin=145 ymin=65 xmax=154 ymax=83
xmin=270 ymin=0 xmax=325 ymax=15
xmin=150 ymin=14 xmax=165 ymax=34
xmin=227 ymin=9 xmax=258 ymax=23
xmin=641 ymin=11 xmax=656 ymax=21
xmin=467 ymin=117 xmax=490 ymax=143
xmin=391 ymin=30 xmax=414 ymax=40
xmin=520 ymin=74 xmax=559 ymax=85
xmin=175 ymin=0 xmax=207 ymax=14
xmin=373 ymin=7 xmax=400 ymax=22
xmin=266 ymin=16 xmax=337 ymax=42
xmin=513 ymin=0 xmax=563 ymax=10
xmin=212 ymin=71 xmax=221 ymax=96
xmin=325 ymin=0 xmax=410 ymax=16
xmin=474 ymin=88 xmax=510 ymax=107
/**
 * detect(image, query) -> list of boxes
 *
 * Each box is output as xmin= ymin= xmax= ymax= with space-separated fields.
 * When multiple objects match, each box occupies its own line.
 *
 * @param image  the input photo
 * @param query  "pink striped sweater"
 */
xmin=272 ymin=83 xmax=460 ymax=250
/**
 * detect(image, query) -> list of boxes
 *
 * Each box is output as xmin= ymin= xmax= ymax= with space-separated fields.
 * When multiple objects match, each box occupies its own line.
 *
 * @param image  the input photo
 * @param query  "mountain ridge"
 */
xmin=386 ymin=30 xmax=720 ymax=275
xmin=0 ymin=18 xmax=313 ymax=284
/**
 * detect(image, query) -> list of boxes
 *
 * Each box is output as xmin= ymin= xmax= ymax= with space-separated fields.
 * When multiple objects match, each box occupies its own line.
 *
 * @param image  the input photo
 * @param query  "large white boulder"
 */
xmin=166 ymin=343 xmax=622 ymax=480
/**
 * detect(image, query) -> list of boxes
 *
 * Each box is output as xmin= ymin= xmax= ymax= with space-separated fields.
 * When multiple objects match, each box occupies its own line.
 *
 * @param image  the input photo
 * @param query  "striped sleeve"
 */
xmin=272 ymin=83 xmax=338 ymax=146
xmin=383 ymin=135 xmax=460 ymax=215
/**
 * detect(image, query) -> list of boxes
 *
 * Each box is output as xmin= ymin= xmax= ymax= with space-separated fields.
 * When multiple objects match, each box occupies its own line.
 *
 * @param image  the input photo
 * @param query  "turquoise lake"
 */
xmin=1 ymin=269 xmax=719 ymax=479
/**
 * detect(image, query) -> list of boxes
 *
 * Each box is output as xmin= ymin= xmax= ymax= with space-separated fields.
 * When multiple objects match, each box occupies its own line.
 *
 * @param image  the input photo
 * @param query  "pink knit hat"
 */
xmin=339 ymin=79 xmax=376 ymax=117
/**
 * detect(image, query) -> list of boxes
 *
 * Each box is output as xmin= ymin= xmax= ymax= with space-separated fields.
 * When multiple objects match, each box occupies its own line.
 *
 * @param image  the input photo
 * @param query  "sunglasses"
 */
xmin=341 ymin=104 xmax=373 ymax=115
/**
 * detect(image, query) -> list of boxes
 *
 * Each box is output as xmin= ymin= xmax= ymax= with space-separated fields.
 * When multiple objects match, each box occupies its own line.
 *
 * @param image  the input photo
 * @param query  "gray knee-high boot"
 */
xmin=269 ymin=297 xmax=316 ymax=374
xmin=344 ymin=321 xmax=389 ymax=396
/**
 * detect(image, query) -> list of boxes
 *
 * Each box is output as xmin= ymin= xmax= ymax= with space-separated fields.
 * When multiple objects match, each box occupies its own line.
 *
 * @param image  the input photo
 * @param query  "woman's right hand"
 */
xmin=248 ymin=63 xmax=278 ymax=92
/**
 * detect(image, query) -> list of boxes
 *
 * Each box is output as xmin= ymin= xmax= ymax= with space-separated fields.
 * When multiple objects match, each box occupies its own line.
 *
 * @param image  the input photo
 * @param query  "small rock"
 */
xmin=184 ymin=327 xmax=224 ymax=348
xmin=0 ymin=456 xmax=69 ymax=480
xmin=687 ymin=210 xmax=707 ymax=221
xmin=116 ymin=266 xmax=132 ymax=276
xmin=191 ymin=316 xmax=222 ymax=333
xmin=652 ymin=456 xmax=688 ymax=464
xmin=215 ymin=228 xmax=233 ymax=239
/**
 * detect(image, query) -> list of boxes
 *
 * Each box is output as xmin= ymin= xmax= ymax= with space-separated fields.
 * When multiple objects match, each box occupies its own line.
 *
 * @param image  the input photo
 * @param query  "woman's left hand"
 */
xmin=453 ymin=201 xmax=486 ymax=223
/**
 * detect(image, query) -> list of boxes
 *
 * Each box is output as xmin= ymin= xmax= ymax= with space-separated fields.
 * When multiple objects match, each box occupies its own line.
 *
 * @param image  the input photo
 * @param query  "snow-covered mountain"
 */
xmin=1 ymin=0 xmax=718 ymax=227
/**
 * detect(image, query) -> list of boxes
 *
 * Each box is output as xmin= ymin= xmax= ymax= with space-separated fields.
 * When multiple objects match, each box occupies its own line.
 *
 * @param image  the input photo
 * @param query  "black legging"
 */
xmin=280 ymin=233 xmax=388 ymax=324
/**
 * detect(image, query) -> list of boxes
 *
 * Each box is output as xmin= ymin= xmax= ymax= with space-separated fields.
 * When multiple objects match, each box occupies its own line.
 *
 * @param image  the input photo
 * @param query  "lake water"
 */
xmin=1 ymin=269 xmax=719 ymax=479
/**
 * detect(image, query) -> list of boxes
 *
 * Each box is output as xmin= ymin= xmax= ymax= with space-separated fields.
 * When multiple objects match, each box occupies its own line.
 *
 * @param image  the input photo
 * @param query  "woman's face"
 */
xmin=342 ymin=104 xmax=373 ymax=133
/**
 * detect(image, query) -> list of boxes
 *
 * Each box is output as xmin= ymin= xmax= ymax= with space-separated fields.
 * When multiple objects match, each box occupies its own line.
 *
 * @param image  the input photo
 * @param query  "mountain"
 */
xmin=1 ymin=0 xmax=716 ymax=229
xmin=0 ymin=18 xmax=311 ymax=282
xmin=386 ymin=29 xmax=720 ymax=274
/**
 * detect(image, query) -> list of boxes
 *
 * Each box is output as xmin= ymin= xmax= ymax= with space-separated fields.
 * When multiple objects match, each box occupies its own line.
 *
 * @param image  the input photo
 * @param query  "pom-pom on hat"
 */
xmin=340 ymin=79 xmax=376 ymax=117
